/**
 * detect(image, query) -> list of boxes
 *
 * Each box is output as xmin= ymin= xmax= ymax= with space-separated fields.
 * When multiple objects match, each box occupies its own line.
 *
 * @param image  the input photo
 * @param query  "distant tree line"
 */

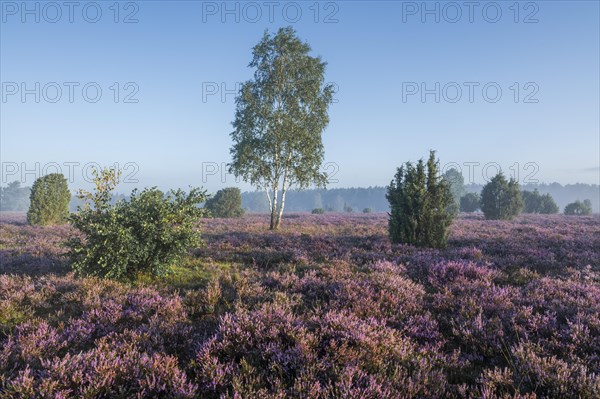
xmin=383 ymin=153 xmax=596 ymax=248
xmin=241 ymin=187 xmax=390 ymax=213
xmin=0 ymin=181 xmax=30 ymax=211
xmin=239 ymin=183 xmax=598 ymax=214
xmin=564 ymin=199 xmax=592 ymax=216
xmin=2 ymin=181 xmax=597 ymax=215
xmin=522 ymin=189 xmax=560 ymax=214
xmin=463 ymin=182 xmax=598 ymax=214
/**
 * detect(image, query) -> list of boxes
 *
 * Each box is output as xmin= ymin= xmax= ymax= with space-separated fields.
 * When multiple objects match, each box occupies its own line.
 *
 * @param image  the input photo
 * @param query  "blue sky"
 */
xmin=1 ymin=0 xmax=599 ymax=192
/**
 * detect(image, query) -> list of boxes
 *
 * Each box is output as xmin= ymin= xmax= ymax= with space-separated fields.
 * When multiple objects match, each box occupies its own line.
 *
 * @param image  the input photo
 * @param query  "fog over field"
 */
xmin=1 ymin=1 xmax=599 ymax=190
xmin=1 ymin=1 xmax=599 ymax=398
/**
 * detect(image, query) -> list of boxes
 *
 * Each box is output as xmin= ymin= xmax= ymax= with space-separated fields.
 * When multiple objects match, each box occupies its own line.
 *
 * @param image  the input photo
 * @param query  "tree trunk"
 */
xmin=269 ymin=180 xmax=279 ymax=230
xmin=270 ymin=207 xmax=277 ymax=229
xmin=270 ymin=192 xmax=278 ymax=230
xmin=274 ymin=155 xmax=293 ymax=230
xmin=275 ymin=187 xmax=287 ymax=230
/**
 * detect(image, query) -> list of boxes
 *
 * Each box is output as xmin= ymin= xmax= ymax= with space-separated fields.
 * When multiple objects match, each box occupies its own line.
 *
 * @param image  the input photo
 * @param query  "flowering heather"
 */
xmin=0 ymin=213 xmax=75 ymax=278
xmin=1 ymin=212 xmax=599 ymax=397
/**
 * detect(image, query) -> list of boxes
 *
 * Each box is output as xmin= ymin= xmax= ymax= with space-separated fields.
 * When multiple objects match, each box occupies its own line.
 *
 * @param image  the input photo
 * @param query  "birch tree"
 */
xmin=229 ymin=27 xmax=334 ymax=229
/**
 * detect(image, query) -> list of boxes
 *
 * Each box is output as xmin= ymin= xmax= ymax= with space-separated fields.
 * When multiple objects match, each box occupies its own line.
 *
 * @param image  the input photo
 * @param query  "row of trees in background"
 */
xmin=564 ymin=199 xmax=593 ymax=216
xmin=458 ymin=181 xmax=589 ymax=217
xmin=385 ymin=152 xmax=595 ymax=249
xmin=442 ymin=167 xmax=593 ymax=219
xmin=242 ymin=187 xmax=389 ymax=213
xmin=459 ymin=186 xmax=559 ymax=215
xmin=312 ymin=206 xmax=373 ymax=214
xmin=522 ymin=189 xmax=560 ymax=214
xmin=239 ymin=183 xmax=598 ymax=214
xmin=459 ymin=173 xmax=593 ymax=219
xmin=5 ymin=181 xmax=595 ymax=216
xmin=0 ymin=181 xmax=30 ymax=211
xmin=4 ymin=176 xmax=595 ymax=221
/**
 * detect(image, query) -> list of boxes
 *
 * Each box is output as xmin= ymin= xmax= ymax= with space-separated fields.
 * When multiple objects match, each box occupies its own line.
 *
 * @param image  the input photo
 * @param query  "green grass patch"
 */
xmin=135 ymin=256 xmax=238 ymax=290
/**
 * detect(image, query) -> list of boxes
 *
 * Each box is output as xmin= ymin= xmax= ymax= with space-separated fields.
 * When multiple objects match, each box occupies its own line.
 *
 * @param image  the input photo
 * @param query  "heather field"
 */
xmin=1 ymin=213 xmax=599 ymax=398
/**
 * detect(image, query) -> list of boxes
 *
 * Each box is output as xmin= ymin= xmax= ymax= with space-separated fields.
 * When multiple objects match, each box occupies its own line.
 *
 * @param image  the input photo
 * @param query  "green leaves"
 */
xmin=229 ymin=27 xmax=333 ymax=229
xmin=480 ymin=173 xmax=524 ymax=220
xmin=564 ymin=199 xmax=592 ymax=215
xmin=386 ymin=151 xmax=456 ymax=249
xmin=522 ymin=189 xmax=559 ymax=214
xmin=205 ymin=187 xmax=245 ymax=218
xmin=27 ymin=174 xmax=71 ymax=226
xmin=68 ymin=168 xmax=208 ymax=280
xmin=460 ymin=192 xmax=481 ymax=213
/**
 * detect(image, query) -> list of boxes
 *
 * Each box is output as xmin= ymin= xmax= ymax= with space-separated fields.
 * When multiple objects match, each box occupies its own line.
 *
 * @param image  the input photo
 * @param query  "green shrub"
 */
xmin=386 ymin=151 xmax=456 ymax=248
xmin=460 ymin=192 xmax=480 ymax=213
xmin=27 ymin=174 xmax=71 ymax=226
xmin=480 ymin=173 xmax=523 ymax=220
xmin=204 ymin=187 xmax=245 ymax=218
xmin=539 ymin=193 xmax=559 ymax=214
xmin=522 ymin=189 xmax=559 ymax=214
xmin=311 ymin=208 xmax=325 ymax=214
xmin=68 ymin=168 xmax=208 ymax=280
xmin=362 ymin=207 xmax=372 ymax=213
xmin=564 ymin=199 xmax=592 ymax=215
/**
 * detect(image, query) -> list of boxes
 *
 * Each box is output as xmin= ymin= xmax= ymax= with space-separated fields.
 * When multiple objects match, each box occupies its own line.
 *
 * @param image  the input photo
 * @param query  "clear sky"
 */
xmin=1 ymin=0 xmax=599 ymax=192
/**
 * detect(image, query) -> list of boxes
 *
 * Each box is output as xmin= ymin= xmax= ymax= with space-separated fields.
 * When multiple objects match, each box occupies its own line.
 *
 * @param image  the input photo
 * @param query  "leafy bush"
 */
xmin=311 ymin=208 xmax=325 ymax=214
xmin=386 ymin=151 xmax=456 ymax=248
xmin=68 ymin=168 xmax=208 ymax=280
xmin=522 ymin=189 xmax=559 ymax=214
xmin=460 ymin=192 xmax=481 ymax=213
xmin=344 ymin=203 xmax=354 ymax=213
xmin=27 ymin=174 xmax=71 ymax=226
xmin=480 ymin=173 xmax=523 ymax=220
xmin=204 ymin=187 xmax=244 ymax=218
xmin=539 ymin=194 xmax=559 ymax=214
xmin=564 ymin=199 xmax=592 ymax=215
xmin=362 ymin=207 xmax=372 ymax=213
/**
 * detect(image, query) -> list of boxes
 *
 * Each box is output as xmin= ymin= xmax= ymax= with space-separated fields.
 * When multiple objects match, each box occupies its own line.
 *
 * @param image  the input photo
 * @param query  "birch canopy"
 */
xmin=229 ymin=27 xmax=334 ymax=229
